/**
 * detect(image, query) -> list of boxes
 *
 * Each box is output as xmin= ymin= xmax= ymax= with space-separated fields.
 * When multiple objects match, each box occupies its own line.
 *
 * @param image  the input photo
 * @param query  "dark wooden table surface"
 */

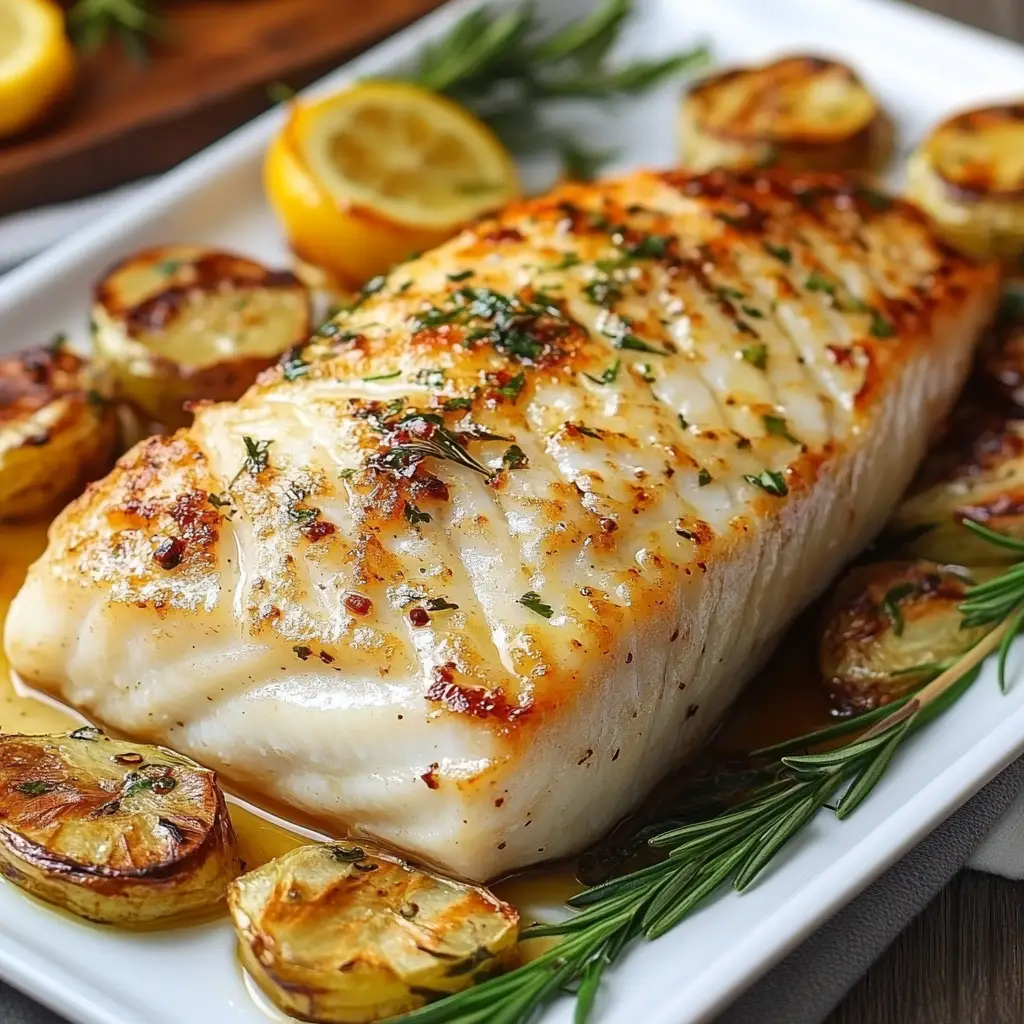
xmin=824 ymin=7 xmax=1024 ymax=1024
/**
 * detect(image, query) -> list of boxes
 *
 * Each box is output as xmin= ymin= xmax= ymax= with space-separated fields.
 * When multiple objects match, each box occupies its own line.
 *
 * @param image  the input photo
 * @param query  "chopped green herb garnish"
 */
xmin=740 ymin=343 xmax=768 ymax=370
xmin=281 ymin=348 xmax=311 ymax=381
xmin=763 ymin=414 xmax=801 ymax=445
xmin=285 ymin=486 xmax=320 ymax=525
xmin=869 ymin=309 xmax=896 ymax=339
xmin=502 ymin=444 xmax=529 ymax=470
xmin=744 ymin=469 xmax=788 ymax=496
xmin=621 ymin=233 xmax=671 ymax=259
xmin=16 ymin=780 xmax=55 ymax=796
xmin=762 ymin=242 xmax=792 ymax=265
xmin=360 ymin=275 xmax=388 ymax=299
xmin=208 ymin=492 xmax=235 ymax=517
xmin=363 ymin=369 xmax=402 ymax=382
xmin=881 ymin=582 xmax=916 ymax=636
xmin=583 ymin=278 xmax=623 ymax=306
xmin=520 ymin=591 xmax=553 ymax=618
xmin=231 ymin=436 xmax=273 ymax=487
xmin=339 ymin=468 xmax=357 ymax=479
xmin=715 ymin=286 xmax=745 ymax=303
xmin=615 ymin=333 xmax=669 ymax=355
xmin=497 ymin=371 xmax=526 ymax=401
xmin=805 ymin=271 xmax=837 ymax=296
xmin=371 ymin=413 xmax=492 ymax=479
xmin=548 ymin=253 xmax=582 ymax=270
xmin=331 ymin=845 xmax=366 ymax=863
xmin=405 ymin=502 xmax=432 ymax=525
xmin=155 ymin=259 xmax=183 ymax=276
xmin=741 ymin=305 xmax=764 ymax=319
xmin=447 ymin=270 xmax=474 ymax=282
xmin=678 ymin=414 xmax=689 ymax=429
xmin=584 ymin=359 xmax=621 ymax=385
xmin=442 ymin=396 xmax=472 ymax=410
xmin=697 ymin=467 xmax=712 ymax=487
xmin=636 ymin=362 xmax=656 ymax=383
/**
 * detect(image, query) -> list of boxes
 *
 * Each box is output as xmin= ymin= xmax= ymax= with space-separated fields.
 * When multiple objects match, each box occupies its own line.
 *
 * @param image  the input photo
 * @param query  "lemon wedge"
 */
xmin=264 ymin=81 xmax=519 ymax=288
xmin=0 ymin=0 xmax=75 ymax=139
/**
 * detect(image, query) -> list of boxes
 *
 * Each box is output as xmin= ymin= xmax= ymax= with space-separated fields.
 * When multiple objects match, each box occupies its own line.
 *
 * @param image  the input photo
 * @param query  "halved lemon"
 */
xmin=264 ymin=81 xmax=519 ymax=288
xmin=0 ymin=0 xmax=75 ymax=139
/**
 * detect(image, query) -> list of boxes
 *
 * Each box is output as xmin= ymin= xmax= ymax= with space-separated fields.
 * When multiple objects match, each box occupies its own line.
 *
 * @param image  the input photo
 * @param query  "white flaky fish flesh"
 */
xmin=5 ymin=170 xmax=1000 ymax=880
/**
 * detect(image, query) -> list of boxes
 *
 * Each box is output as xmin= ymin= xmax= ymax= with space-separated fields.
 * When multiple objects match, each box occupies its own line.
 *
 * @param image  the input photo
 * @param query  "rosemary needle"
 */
xmin=395 ymin=517 xmax=1024 ymax=1024
xmin=408 ymin=0 xmax=710 ymax=181
xmin=68 ymin=0 xmax=164 ymax=61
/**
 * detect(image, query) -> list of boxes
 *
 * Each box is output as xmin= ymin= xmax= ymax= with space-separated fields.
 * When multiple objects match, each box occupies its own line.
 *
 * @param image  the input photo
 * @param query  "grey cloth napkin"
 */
xmin=1 ymin=758 xmax=1022 ymax=1024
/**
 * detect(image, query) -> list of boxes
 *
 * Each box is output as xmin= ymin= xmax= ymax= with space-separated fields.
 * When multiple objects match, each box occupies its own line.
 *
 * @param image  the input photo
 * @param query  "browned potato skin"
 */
xmin=886 ymin=406 xmax=1024 ymax=564
xmin=94 ymin=246 xmax=313 ymax=429
xmin=229 ymin=842 xmax=519 ymax=1023
xmin=0 ymin=729 xmax=240 ymax=925
xmin=905 ymin=103 xmax=1024 ymax=265
xmin=0 ymin=344 xmax=117 ymax=521
xmin=981 ymin=296 xmax=1024 ymax=408
xmin=820 ymin=561 xmax=991 ymax=714
xmin=679 ymin=55 xmax=892 ymax=174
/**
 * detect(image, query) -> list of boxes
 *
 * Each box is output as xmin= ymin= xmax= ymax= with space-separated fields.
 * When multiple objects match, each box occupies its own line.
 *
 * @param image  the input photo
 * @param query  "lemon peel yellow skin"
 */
xmin=264 ymin=82 xmax=520 ymax=289
xmin=0 ymin=0 xmax=76 ymax=139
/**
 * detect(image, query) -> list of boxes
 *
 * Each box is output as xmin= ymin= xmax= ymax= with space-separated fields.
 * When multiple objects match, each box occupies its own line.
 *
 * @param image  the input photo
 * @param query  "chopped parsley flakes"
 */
xmin=520 ymin=591 xmax=554 ymax=619
xmin=744 ymin=469 xmax=788 ymax=496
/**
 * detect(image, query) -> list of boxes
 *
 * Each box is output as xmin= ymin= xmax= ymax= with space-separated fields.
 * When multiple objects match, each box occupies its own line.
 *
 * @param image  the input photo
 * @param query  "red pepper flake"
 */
xmin=626 ymin=652 xmax=633 ymax=664
xmin=421 ymin=763 xmax=440 ymax=789
xmin=302 ymin=520 xmax=336 ymax=542
xmin=153 ymin=536 xmax=185 ymax=570
xmin=409 ymin=607 xmax=430 ymax=627
xmin=686 ymin=704 xmax=698 ymax=719
xmin=426 ymin=663 xmax=529 ymax=722
xmin=612 ymin=748 xmax=620 ymax=761
xmin=494 ymin=797 xmax=504 ymax=808
xmin=670 ymin=629 xmax=680 ymax=642
xmin=318 ymin=650 xmax=335 ymax=664
xmin=344 ymin=593 xmax=372 ymax=616
xmin=292 ymin=645 xmax=312 ymax=661
xmin=113 ymin=752 xmax=143 ymax=765
xmin=600 ymin=517 xmax=618 ymax=533
xmin=827 ymin=344 xmax=855 ymax=367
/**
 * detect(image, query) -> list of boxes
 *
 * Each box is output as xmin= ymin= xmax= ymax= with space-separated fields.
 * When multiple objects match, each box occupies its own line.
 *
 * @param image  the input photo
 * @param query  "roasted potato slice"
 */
xmin=981 ymin=291 xmax=1024 ymax=408
xmin=906 ymin=102 xmax=1024 ymax=265
xmin=229 ymin=842 xmax=519 ymax=1023
xmin=886 ymin=410 xmax=1024 ymax=564
xmin=678 ymin=54 xmax=891 ymax=174
xmin=0 ymin=340 xmax=117 ymax=521
xmin=0 ymin=727 xmax=240 ymax=924
xmin=820 ymin=561 xmax=995 ymax=713
xmin=92 ymin=245 xmax=312 ymax=429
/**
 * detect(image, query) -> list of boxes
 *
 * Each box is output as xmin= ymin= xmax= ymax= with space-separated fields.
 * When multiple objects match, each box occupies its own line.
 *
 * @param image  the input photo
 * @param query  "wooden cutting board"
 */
xmin=0 ymin=0 xmax=443 ymax=217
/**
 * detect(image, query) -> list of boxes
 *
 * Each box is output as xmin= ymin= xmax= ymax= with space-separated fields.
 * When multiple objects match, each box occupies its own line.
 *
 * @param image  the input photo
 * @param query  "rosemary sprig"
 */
xmin=409 ymin=0 xmax=709 ymax=180
xmin=395 ymin=518 xmax=1024 ymax=1024
xmin=68 ymin=0 xmax=164 ymax=61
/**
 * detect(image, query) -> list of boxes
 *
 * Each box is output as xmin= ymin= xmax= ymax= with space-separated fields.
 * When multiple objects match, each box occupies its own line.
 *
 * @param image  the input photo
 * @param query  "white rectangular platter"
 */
xmin=1 ymin=1 xmax=1023 ymax=1023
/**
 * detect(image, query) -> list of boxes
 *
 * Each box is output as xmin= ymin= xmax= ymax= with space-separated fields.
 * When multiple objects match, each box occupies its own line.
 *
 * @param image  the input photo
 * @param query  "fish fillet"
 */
xmin=4 ymin=170 xmax=1000 ymax=881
